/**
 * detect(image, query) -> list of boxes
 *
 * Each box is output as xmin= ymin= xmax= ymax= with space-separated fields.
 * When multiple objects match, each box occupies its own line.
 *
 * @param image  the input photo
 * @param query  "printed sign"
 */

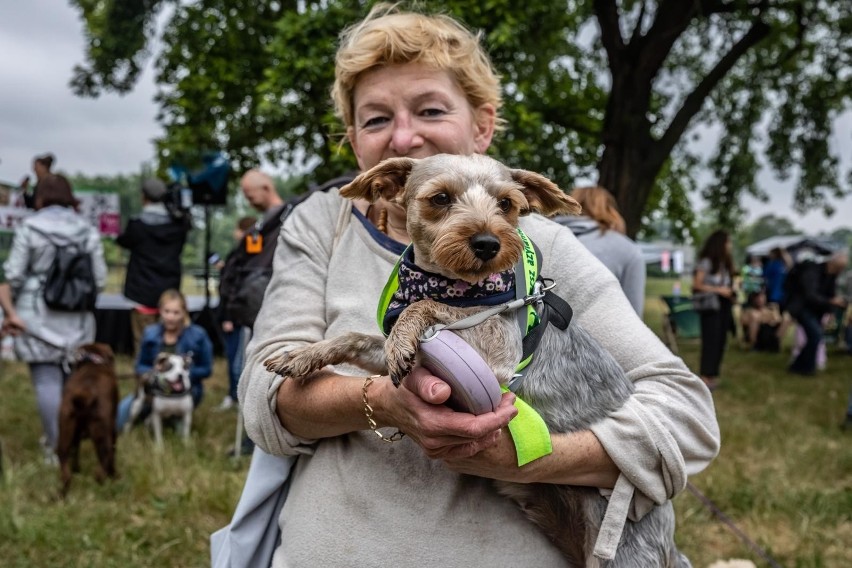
xmin=0 ymin=186 xmax=121 ymax=237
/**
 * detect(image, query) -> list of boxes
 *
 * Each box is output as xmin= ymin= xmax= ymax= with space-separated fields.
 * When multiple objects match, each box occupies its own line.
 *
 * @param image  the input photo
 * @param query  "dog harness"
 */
xmin=377 ymin=228 xmax=573 ymax=465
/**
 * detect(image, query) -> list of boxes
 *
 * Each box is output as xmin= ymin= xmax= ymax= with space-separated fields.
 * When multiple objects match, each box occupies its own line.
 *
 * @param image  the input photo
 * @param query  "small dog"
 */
xmin=264 ymin=154 xmax=690 ymax=566
xmin=147 ymin=353 xmax=194 ymax=448
xmin=57 ymin=343 xmax=119 ymax=496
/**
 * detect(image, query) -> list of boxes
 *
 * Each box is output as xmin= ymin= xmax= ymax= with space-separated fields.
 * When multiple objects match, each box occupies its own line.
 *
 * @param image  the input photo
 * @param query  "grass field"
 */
xmin=0 ymin=279 xmax=850 ymax=567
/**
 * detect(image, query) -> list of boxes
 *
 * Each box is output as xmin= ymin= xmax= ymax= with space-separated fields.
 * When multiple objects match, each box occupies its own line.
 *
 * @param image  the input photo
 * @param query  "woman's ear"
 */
xmin=473 ymin=103 xmax=496 ymax=154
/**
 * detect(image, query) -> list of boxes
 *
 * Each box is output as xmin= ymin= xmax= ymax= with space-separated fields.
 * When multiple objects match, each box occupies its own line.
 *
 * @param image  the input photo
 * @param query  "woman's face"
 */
xmin=348 ymin=63 xmax=495 ymax=171
xmin=160 ymin=299 xmax=186 ymax=332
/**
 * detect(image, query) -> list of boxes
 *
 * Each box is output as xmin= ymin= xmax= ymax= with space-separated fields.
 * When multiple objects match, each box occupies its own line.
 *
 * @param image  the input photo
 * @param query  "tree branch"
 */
xmin=629 ymin=0 xmax=648 ymax=45
xmin=655 ymin=19 xmax=771 ymax=161
xmin=593 ymin=0 xmax=624 ymax=68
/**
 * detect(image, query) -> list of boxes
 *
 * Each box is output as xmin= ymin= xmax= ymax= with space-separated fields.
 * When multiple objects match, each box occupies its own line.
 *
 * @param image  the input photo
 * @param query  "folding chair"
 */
xmin=660 ymin=295 xmax=701 ymax=354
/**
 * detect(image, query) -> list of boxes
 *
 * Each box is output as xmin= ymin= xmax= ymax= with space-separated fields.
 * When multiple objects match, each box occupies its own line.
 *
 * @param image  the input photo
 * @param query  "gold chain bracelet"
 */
xmin=362 ymin=375 xmax=405 ymax=443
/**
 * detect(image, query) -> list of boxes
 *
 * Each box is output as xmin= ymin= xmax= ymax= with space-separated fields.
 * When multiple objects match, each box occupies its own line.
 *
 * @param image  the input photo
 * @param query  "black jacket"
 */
xmin=218 ymin=204 xmax=286 ymax=326
xmin=784 ymin=260 xmax=838 ymax=318
xmin=117 ymin=210 xmax=190 ymax=307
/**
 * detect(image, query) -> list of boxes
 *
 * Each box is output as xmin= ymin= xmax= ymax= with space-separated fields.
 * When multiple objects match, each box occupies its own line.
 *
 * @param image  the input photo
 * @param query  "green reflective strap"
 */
xmin=502 ymin=386 xmax=552 ymax=466
xmin=376 ymin=247 xmax=409 ymax=335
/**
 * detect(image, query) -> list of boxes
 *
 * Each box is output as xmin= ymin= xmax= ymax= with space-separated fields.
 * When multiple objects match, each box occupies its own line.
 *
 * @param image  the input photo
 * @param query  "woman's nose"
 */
xmin=389 ymin=119 xmax=423 ymax=155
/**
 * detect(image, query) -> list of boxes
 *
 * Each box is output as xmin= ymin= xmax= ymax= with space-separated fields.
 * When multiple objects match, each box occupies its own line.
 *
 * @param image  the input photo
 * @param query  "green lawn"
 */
xmin=0 ymin=278 xmax=850 ymax=567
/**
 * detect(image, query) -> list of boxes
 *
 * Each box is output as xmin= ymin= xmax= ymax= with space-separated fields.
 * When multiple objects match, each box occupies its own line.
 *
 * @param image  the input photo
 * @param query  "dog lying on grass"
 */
xmin=264 ymin=154 xmax=689 ymax=566
xmin=58 ymin=343 xmax=119 ymax=496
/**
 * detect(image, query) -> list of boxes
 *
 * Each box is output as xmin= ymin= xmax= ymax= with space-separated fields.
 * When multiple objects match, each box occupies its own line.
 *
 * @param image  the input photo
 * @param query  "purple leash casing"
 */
xmin=419 ymin=329 xmax=502 ymax=415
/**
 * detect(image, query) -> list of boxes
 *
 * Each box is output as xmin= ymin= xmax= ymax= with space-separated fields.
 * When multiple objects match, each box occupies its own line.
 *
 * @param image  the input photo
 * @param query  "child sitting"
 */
xmin=116 ymin=289 xmax=213 ymax=431
xmin=740 ymin=290 xmax=782 ymax=352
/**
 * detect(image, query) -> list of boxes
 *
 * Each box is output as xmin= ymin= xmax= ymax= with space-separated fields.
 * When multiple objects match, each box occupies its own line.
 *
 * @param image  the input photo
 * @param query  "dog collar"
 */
xmin=380 ymin=248 xmax=517 ymax=335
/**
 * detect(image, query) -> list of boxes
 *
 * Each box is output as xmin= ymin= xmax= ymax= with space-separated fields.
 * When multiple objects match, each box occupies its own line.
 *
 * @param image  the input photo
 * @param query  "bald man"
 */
xmin=240 ymin=169 xmax=284 ymax=216
xmin=219 ymin=170 xmax=286 ymax=333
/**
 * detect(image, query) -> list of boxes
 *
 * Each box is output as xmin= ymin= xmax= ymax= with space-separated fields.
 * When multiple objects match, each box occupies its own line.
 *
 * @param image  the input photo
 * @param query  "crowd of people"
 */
xmin=1 ymin=4 xmax=851 ymax=566
xmin=690 ymin=231 xmax=851 ymax=392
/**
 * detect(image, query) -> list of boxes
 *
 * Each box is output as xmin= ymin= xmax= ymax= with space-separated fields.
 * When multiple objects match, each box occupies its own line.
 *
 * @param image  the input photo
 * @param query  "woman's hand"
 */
xmin=375 ymin=366 xmax=518 ymax=460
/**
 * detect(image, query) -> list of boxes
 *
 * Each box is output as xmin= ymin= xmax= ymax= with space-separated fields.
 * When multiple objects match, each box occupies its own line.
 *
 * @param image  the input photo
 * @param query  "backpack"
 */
xmin=36 ymin=231 xmax=98 ymax=312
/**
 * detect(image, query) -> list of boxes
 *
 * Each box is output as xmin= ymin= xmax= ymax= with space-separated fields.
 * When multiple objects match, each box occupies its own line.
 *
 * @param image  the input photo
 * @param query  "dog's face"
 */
xmin=72 ymin=343 xmax=115 ymax=368
xmin=153 ymin=353 xmax=192 ymax=393
xmin=341 ymin=154 xmax=581 ymax=282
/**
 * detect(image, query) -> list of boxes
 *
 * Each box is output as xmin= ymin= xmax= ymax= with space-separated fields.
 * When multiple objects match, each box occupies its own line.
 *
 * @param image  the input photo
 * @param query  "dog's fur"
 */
xmin=264 ymin=153 xmax=688 ymax=566
xmin=57 ymin=343 xmax=119 ymax=496
xmin=148 ymin=353 xmax=194 ymax=448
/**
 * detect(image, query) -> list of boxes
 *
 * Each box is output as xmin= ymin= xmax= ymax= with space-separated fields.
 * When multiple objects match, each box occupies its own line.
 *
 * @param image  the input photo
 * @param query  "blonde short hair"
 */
xmin=570 ymin=186 xmax=627 ymax=235
xmin=332 ymin=3 xmax=503 ymax=132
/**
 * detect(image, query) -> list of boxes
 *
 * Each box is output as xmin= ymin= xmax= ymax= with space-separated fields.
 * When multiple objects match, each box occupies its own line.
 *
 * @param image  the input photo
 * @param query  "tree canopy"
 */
xmin=71 ymin=0 xmax=852 ymax=239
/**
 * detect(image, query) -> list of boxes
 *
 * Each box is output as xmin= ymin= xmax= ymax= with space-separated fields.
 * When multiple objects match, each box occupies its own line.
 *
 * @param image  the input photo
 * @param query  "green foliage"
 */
xmin=69 ymin=0 xmax=852 ymax=235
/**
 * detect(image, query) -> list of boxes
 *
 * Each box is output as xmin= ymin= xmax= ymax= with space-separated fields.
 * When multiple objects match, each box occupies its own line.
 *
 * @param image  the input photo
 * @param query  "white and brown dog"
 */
xmin=128 ymin=353 xmax=194 ymax=448
xmin=264 ymin=154 xmax=689 ymax=566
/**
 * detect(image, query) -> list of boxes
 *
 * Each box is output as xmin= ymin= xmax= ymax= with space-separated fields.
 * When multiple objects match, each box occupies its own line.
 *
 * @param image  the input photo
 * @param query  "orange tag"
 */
xmin=246 ymin=233 xmax=262 ymax=254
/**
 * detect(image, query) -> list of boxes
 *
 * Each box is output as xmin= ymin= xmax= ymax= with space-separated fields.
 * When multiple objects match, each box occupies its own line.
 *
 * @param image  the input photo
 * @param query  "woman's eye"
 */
xmin=421 ymin=108 xmax=446 ymax=118
xmin=362 ymin=116 xmax=388 ymax=128
xmin=497 ymin=198 xmax=512 ymax=213
xmin=430 ymin=193 xmax=451 ymax=206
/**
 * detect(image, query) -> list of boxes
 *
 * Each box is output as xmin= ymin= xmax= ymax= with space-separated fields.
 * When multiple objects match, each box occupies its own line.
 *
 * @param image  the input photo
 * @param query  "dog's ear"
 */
xmin=339 ymin=157 xmax=416 ymax=203
xmin=510 ymin=169 xmax=582 ymax=217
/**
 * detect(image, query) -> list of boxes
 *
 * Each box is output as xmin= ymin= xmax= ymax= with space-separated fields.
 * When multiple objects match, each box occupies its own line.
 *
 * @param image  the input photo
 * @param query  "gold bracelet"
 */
xmin=362 ymin=375 xmax=405 ymax=443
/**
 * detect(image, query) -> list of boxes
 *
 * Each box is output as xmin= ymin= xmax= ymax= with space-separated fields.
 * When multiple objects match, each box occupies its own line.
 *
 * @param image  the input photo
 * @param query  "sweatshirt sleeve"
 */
xmin=238 ymin=191 xmax=342 ymax=457
xmin=526 ymin=218 xmax=720 ymax=518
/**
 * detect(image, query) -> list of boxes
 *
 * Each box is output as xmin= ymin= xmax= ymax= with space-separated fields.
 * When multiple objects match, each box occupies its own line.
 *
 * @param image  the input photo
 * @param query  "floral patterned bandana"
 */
xmin=382 ymin=248 xmax=517 ymax=334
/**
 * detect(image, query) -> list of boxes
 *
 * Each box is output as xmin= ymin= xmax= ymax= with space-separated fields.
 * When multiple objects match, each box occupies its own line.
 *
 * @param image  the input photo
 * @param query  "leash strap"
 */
xmin=501 ymin=385 xmax=553 ymax=466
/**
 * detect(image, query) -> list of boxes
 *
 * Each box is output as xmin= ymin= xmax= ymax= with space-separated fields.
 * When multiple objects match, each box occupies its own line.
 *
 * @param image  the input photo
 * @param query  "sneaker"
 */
xmin=216 ymin=396 xmax=235 ymax=411
xmin=40 ymin=436 xmax=59 ymax=467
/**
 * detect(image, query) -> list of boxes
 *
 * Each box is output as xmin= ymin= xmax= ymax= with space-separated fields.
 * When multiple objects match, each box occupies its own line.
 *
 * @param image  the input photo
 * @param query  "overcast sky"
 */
xmin=1 ymin=0 xmax=850 ymax=235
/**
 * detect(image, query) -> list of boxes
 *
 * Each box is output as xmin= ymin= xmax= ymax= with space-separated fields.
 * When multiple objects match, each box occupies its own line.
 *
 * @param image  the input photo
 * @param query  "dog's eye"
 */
xmin=430 ymin=193 xmax=451 ymax=207
xmin=497 ymin=198 xmax=512 ymax=213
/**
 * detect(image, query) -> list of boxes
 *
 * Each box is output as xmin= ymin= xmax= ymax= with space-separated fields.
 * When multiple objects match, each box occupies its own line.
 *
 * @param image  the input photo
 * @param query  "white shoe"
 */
xmin=40 ymin=436 xmax=59 ymax=467
xmin=216 ymin=396 xmax=235 ymax=411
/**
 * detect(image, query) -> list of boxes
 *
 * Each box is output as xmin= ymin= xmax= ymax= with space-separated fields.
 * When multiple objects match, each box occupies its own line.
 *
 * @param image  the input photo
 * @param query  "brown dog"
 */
xmin=57 ymin=343 xmax=119 ymax=496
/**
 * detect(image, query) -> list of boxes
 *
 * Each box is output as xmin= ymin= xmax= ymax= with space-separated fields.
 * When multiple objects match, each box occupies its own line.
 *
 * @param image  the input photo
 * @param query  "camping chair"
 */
xmin=660 ymin=295 xmax=701 ymax=354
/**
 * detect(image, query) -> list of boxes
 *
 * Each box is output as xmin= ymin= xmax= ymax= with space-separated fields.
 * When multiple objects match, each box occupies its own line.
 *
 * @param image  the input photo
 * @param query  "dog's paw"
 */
xmin=386 ymin=343 xmax=418 ymax=387
xmin=264 ymin=348 xmax=325 ymax=380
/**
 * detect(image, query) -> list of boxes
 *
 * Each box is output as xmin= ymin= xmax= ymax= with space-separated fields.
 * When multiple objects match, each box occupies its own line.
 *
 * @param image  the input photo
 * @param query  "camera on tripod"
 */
xmin=168 ymin=151 xmax=230 ymax=207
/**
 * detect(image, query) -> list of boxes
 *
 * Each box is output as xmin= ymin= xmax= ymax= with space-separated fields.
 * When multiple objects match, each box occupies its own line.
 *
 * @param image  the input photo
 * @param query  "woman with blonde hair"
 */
xmin=234 ymin=5 xmax=718 ymax=566
xmin=555 ymin=185 xmax=646 ymax=314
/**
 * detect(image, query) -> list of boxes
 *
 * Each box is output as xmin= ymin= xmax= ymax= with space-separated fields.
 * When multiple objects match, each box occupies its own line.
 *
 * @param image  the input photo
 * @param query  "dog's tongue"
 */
xmin=171 ymin=381 xmax=185 ymax=393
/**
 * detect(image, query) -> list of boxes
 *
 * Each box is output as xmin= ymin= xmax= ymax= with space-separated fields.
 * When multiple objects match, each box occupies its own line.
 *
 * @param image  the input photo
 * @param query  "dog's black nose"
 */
xmin=470 ymin=233 xmax=501 ymax=261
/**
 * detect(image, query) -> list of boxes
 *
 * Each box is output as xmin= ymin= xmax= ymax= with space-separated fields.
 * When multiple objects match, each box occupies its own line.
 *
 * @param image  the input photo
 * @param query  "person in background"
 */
xmin=236 ymin=5 xmax=719 ymax=566
xmin=217 ymin=171 xmax=285 ymax=454
xmin=763 ymin=246 xmax=794 ymax=344
xmin=18 ymin=152 xmax=55 ymax=210
xmin=785 ymin=250 xmax=849 ymax=376
xmin=3 ymin=174 xmax=107 ymax=465
xmin=116 ymin=178 xmax=191 ymax=354
xmin=116 ymin=289 xmax=214 ymax=431
xmin=739 ymin=289 xmax=781 ymax=352
xmin=740 ymin=254 xmax=764 ymax=297
xmin=554 ymin=186 xmax=646 ymax=315
xmin=216 ymin=215 xmax=258 ymax=411
xmin=692 ymin=229 xmax=737 ymax=391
